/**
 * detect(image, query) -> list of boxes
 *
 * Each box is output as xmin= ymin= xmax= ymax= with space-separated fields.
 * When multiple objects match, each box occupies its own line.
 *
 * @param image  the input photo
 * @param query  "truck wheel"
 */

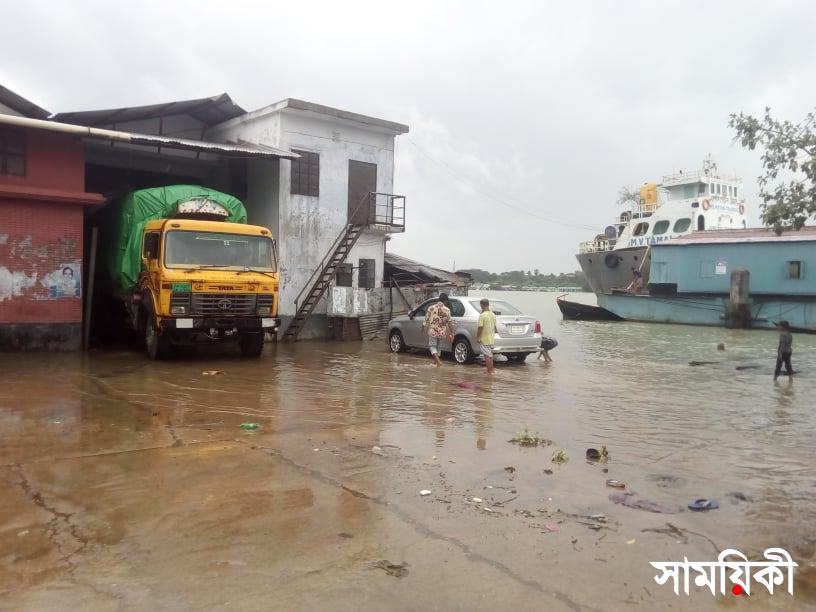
xmin=240 ymin=332 xmax=265 ymax=357
xmin=145 ymin=315 xmax=171 ymax=360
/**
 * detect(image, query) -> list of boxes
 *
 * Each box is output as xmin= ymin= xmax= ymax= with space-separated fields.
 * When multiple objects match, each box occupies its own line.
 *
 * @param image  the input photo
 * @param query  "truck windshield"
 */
xmin=164 ymin=231 xmax=277 ymax=271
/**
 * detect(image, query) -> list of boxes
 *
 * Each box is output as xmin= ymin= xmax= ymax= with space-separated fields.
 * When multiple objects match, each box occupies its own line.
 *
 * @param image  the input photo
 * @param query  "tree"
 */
xmin=616 ymin=185 xmax=642 ymax=209
xmin=729 ymin=107 xmax=816 ymax=232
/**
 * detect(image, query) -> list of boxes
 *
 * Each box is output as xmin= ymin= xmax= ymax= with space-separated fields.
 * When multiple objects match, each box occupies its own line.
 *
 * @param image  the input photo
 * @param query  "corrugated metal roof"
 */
xmin=52 ymin=93 xmax=245 ymax=127
xmin=0 ymin=113 xmax=298 ymax=160
xmin=663 ymin=227 xmax=816 ymax=246
xmin=385 ymin=253 xmax=470 ymax=286
xmin=0 ymin=84 xmax=49 ymax=119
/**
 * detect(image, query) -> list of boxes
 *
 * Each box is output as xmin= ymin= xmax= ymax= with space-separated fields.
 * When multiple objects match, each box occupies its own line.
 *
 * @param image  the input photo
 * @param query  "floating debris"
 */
xmin=609 ymin=491 xmax=675 ymax=514
xmin=202 ymin=370 xmax=225 ymax=376
xmin=504 ymin=466 xmax=516 ymax=473
xmin=239 ymin=423 xmax=260 ymax=431
xmin=551 ymin=449 xmax=569 ymax=464
xmin=509 ymin=429 xmax=551 ymax=447
xmin=606 ymin=479 xmax=626 ymax=489
xmin=543 ymin=469 xmax=554 ymax=475
xmin=688 ymin=498 xmax=719 ymax=512
xmin=372 ymin=560 xmax=409 ymax=578
xmin=586 ymin=446 xmax=609 ymax=462
xmin=419 ymin=490 xmax=432 ymax=496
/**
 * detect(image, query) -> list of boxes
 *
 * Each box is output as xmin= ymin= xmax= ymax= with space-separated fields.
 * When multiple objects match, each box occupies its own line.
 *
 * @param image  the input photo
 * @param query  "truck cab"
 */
xmin=134 ymin=217 xmax=279 ymax=359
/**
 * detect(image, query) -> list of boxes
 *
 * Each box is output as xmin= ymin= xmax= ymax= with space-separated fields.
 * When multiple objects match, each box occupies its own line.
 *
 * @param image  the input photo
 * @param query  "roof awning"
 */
xmin=0 ymin=113 xmax=299 ymax=160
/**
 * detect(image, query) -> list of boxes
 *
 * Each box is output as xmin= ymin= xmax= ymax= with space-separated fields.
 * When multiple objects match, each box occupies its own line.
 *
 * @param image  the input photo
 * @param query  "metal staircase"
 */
xmin=280 ymin=222 xmax=364 ymax=341
xmin=281 ymin=192 xmax=406 ymax=342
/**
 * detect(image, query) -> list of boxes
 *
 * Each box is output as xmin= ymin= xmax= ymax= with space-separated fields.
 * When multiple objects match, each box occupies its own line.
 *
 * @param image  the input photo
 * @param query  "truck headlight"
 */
xmin=171 ymin=306 xmax=187 ymax=315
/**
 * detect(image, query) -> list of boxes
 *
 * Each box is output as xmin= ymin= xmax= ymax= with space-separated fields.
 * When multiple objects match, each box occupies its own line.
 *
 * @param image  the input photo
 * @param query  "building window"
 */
xmin=358 ymin=258 xmax=375 ymax=289
xmin=290 ymin=149 xmax=319 ymax=197
xmin=633 ymin=222 xmax=649 ymax=236
xmin=0 ymin=127 xmax=26 ymax=176
xmin=335 ymin=263 xmax=353 ymax=287
xmin=653 ymin=220 xmax=670 ymax=235
xmin=788 ymin=261 xmax=802 ymax=279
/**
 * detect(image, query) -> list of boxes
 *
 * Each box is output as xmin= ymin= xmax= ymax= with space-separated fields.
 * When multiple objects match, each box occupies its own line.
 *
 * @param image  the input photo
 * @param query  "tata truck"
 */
xmin=103 ymin=185 xmax=279 ymax=359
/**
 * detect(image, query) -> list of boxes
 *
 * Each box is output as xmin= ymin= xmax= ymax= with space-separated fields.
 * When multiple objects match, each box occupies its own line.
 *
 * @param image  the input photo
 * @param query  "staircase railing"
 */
xmin=292 ymin=194 xmax=369 ymax=311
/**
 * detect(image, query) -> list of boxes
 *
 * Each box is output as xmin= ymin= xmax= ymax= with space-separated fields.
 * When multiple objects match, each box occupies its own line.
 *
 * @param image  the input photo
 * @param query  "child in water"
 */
xmin=538 ymin=336 xmax=558 ymax=362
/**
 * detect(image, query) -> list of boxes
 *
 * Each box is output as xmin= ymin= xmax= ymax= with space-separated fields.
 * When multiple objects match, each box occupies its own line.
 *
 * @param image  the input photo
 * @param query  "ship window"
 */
xmin=734 ymin=187 xmax=739 ymax=199
xmin=653 ymin=220 xmax=670 ymax=235
xmin=673 ymin=218 xmax=691 ymax=233
xmin=788 ymin=261 xmax=802 ymax=279
xmin=633 ymin=222 xmax=649 ymax=236
xmin=697 ymin=215 xmax=705 ymax=230
xmin=709 ymin=183 xmax=715 ymax=195
xmin=698 ymin=183 xmax=706 ymax=195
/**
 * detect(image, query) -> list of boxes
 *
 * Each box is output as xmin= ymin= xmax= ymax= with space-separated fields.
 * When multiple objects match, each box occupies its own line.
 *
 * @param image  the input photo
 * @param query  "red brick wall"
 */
xmin=0 ymin=199 xmax=83 ymax=323
xmin=0 ymin=128 xmax=86 ymax=192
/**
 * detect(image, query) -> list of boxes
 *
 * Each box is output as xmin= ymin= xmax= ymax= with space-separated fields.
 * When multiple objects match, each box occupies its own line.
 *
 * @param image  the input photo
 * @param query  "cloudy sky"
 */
xmin=3 ymin=0 xmax=815 ymax=273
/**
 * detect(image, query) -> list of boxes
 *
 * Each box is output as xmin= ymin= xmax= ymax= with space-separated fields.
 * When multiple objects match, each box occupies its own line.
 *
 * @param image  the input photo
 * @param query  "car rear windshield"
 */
xmin=469 ymin=300 xmax=522 ymax=316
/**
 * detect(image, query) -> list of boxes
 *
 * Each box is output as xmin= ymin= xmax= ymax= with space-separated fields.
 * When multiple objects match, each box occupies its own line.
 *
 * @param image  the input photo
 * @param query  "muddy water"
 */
xmin=1 ymin=290 xmax=815 ymax=610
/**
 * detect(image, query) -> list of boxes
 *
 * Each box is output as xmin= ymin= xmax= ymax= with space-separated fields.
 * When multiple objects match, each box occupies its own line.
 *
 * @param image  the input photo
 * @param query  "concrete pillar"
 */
xmin=725 ymin=268 xmax=751 ymax=329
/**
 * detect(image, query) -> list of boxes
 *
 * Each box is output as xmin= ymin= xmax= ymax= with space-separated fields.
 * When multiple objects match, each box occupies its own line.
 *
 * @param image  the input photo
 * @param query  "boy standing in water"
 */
xmin=774 ymin=320 xmax=794 ymax=381
xmin=477 ymin=298 xmax=497 ymax=375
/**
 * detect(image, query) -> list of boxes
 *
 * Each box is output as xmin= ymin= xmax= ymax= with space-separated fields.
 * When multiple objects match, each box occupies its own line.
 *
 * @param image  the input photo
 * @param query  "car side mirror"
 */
xmin=409 ymin=313 xmax=415 ymax=320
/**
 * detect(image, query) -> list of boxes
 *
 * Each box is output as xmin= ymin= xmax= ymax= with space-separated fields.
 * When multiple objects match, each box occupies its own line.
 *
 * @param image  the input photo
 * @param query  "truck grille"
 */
xmin=191 ymin=293 xmax=257 ymax=316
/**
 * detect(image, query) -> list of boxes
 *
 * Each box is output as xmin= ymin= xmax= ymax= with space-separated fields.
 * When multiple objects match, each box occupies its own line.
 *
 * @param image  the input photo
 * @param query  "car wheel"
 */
xmin=389 ymin=330 xmax=407 ymax=353
xmin=507 ymin=352 xmax=529 ymax=363
xmin=453 ymin=337 xmax=474 ymax=364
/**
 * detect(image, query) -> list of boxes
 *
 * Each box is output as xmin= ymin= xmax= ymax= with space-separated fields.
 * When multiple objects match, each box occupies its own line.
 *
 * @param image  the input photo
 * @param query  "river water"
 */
xmin=1 ymin=290 xmax=814 ymax=610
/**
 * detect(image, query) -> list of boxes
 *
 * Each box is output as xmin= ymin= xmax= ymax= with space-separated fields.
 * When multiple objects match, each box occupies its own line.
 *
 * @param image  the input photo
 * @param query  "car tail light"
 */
xmin=534 ymin=320 xmax=541 ymax=333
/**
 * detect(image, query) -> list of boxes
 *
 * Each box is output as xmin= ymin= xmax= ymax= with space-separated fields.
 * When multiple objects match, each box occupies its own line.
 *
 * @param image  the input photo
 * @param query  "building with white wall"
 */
xmin=210 ymin=99 xmax=409 ymax=337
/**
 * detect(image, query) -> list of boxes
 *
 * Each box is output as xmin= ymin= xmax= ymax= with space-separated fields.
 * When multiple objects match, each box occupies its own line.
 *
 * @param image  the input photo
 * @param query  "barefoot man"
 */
xmin=423 ymin=293 xmax=454 ymax=367
xmin=477 ymin=298 xmax=498 ymax=375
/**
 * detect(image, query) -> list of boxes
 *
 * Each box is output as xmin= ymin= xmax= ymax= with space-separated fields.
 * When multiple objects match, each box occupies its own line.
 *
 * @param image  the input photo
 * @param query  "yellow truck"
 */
xmin=105 ymin=186 xmax=279 ymax=359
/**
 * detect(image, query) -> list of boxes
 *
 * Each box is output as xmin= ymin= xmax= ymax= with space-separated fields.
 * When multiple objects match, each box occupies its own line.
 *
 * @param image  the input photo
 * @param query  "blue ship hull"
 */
xmin=598 ymin=293 xmax=816 ymax=332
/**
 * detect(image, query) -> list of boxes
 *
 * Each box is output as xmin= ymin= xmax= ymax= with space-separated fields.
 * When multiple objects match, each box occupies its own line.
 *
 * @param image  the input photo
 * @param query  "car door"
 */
xmin=404 ymin=300 xmax=432 ymax=347
xmin=444 ymin=298 xmax=467 ymax=352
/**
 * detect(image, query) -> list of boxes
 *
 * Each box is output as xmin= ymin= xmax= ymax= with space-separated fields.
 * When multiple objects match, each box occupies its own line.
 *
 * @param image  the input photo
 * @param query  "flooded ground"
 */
xmin=1 ymin=291 xmax=815 ymax=610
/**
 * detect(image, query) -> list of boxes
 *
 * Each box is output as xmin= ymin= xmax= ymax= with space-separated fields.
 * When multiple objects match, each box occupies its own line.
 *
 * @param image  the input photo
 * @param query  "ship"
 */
xmin=570 ymin=157 xmax=816 ymax=332
xmin=576 ymin=156 xmax=748 ymax=295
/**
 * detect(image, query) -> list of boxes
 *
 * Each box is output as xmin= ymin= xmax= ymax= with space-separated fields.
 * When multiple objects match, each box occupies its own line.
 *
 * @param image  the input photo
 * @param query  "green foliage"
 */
xmin=458 ymin=268 xmax=591 ymax=291
xmin=729 ymin=107 xmax=816 ymax=232
xmin=509 ymin=429 xmax=551 ymax=447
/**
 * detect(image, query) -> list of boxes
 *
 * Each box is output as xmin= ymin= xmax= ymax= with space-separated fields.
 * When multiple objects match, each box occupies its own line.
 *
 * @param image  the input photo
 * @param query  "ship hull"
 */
xmin=576 ymin=247 xmax=649 ymax=295
xmin=597 ymin=294 xmax=816 ymax=332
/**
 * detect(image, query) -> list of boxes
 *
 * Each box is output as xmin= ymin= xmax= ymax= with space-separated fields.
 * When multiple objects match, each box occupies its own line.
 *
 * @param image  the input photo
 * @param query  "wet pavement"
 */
xmin=2 ymin=292 xmax=816 ymax=610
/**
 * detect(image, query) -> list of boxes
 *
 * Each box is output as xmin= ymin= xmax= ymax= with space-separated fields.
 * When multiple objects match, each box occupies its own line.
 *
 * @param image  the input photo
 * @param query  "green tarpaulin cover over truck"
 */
xmin=106 ymin=185 xmax=247 ymax=293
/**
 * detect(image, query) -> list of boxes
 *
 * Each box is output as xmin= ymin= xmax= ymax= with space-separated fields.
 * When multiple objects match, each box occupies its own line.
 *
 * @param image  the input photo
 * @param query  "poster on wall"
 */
xmin=46 ymin=263 xmax=82 ymax=299
xmin=715 ymin=261 xmax=727 ymax=275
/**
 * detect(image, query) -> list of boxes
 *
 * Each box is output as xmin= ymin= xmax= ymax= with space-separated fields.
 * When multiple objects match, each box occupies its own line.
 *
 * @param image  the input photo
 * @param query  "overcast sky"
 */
xmin=3 ymin=0 xmax=815 ymax=273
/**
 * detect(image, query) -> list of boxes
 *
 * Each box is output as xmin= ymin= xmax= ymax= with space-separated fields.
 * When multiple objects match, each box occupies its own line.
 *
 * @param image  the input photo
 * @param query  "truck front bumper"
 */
xmin=161 ymin=317 xmax=280 ymax=331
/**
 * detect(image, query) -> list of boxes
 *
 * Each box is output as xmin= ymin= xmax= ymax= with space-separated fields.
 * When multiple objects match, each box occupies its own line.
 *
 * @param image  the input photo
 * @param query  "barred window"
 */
xmin=335 ymin=263 xmax=353 ymax=287
xmin=358 ymin=259 xmax=375 ymax=289
xmin=0 ymin=127 xmax=26 ymax=176
xmin=290 ymin=149 xmax=319 ymax=196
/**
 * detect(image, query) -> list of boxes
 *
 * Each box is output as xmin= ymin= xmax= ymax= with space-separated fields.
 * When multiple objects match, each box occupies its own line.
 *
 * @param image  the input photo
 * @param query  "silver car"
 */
xmin=387 ymin=296 xmax=541 ymax=364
